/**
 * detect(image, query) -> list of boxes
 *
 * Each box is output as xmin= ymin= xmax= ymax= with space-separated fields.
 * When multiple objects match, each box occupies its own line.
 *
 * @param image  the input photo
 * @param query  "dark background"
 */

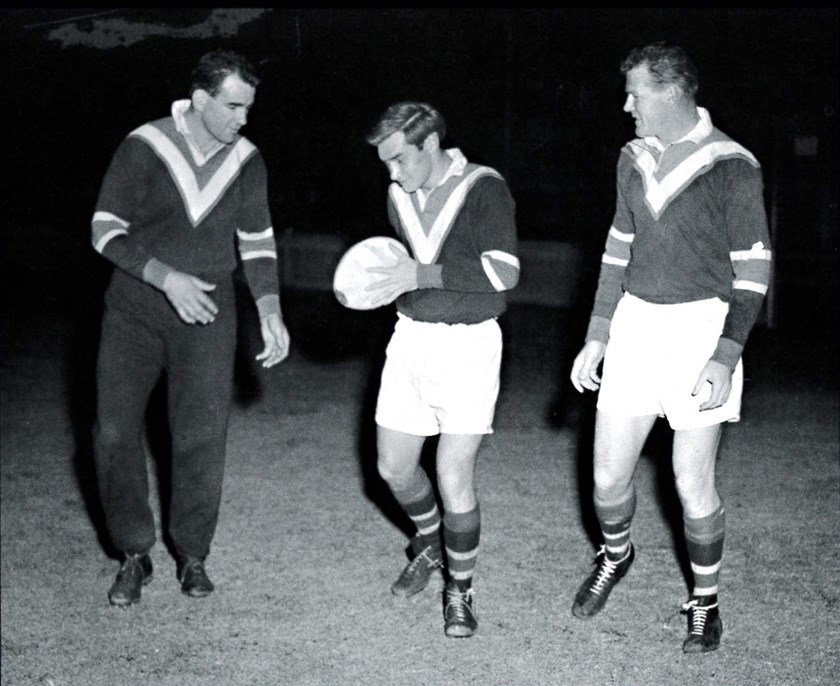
xmin=1 ymin=7 xmax=837 ymax=339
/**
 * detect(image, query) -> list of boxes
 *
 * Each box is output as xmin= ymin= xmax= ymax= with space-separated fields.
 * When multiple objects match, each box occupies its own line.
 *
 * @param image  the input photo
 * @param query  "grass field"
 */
xmin=2 ymin=288 xmax=838 ymax=686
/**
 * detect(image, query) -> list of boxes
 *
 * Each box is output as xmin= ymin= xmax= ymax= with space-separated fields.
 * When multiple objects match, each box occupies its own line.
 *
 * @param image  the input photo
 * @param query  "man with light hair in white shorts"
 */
xmin=364 ymin=101 xmax=520 ymax=638
xmin=569 ymin=42 xmax=772 ymax=653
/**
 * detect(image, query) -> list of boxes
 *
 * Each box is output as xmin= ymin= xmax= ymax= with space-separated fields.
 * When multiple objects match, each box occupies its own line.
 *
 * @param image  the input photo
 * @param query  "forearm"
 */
xmin=93 ymin=223 xmax=174 ymax=290
xmin=585 ymin=261 xmax=626 ymax=343
xmin=91 ymin=138 xmax=175 ymax=288
xmin=713 ymin=289 xmax=767 ymax=369
xmin=242 ymin=258 xmax=281 ymax=317
xmin=716 ymin=163 xmax=772 ymax=368
xmin=434 ymin=250 xmax=520 ymax=293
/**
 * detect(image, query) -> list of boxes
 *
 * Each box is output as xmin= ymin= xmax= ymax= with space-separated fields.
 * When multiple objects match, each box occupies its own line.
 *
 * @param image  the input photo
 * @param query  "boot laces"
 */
xmin=590 ymin=546 xmax=623 ymax=595
xmin=682 ymin=598 xmax=717 ymax=636
xmin=445 ymin=586 xmax=475 ymax=622
xmin=405 ymin=548 xmax=440 ymax=574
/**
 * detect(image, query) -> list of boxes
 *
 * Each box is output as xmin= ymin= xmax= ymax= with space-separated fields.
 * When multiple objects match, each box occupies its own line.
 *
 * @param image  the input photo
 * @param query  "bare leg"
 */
xmin=672 ymin=424 xmax=723 ymax=519
xmin=435 ymin=433 xmax=484 ymax=637
xmin=435 ymin=433 xmax=484 ymax=513
xmin=376 ymin=426 xmax=426 ymax=490
xmin=571 ymin=411 xmax=657 ymax=619
xmin=673 ymin=423 xmax=726 ymax=653
xmin=592 ymin=410 xmax=658 ymax=503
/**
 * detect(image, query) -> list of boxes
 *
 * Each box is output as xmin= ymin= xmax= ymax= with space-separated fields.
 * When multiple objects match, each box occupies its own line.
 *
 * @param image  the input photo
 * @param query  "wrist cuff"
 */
xmin=417 ymin=263 xmax=443 ymax=289
xmin=143 ymin=258 xmax=174 ymax=290
xmin=585 ymin=315 xmax=611 ymax=344
xmin=256 ymin=294 xmax=281 ymax=319
xmin=711 ymin=337 xmax=743 ymax=370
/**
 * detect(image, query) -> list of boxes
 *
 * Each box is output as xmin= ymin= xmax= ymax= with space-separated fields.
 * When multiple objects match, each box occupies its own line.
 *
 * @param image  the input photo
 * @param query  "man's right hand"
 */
xmin=162 ymin=271 xmax=218 ymax=325
xmin=570 ymin=340 xmax=607 ymax=393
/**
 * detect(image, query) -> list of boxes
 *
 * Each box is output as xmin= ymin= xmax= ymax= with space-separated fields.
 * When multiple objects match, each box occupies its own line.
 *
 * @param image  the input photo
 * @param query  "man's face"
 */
xmin=198 ymin=73 xmax=255 ymax=145
xmin=377 ymin=130 xmax=432 ymax=193
xmin=623 ymin=64 xmax=673 ymax=139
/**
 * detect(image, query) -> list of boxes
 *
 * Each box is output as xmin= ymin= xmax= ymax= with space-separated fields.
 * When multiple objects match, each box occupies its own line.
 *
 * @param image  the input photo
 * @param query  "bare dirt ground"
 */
xmin=2 ymin=286 xmax=838 ymax=686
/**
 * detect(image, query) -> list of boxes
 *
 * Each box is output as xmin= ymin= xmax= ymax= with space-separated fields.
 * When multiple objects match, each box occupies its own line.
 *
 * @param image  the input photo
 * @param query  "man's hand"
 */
xmin=365 ymin=244 xmax=419 ymax=303
xmin=570 ymin=340 xmax=607 ymax=393
xmin=256 ymin=313 xmax=290 ymax=368
xmin=692 ymin=359 xmax=732 ymax=411
xmin=162 ymin=271 xmax=218 ymax=324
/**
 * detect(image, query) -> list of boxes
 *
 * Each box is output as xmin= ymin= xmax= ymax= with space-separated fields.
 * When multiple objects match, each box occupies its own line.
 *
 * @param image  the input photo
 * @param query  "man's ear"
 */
xmin=421 ymin=132 xmax=440 ymax=153
xmin=192 ymin=89 xmax=210 ymax=112
xmin=665 ymin=84 xmax=680 ymax=104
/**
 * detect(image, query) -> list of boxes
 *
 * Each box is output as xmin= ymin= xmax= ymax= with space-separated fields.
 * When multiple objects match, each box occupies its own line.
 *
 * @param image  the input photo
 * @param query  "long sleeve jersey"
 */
xmin=90 ymin=101 xmax=280 ymax=317
xmin=386 ymin=148 xmax=520 ymax=324
xmin=586 ymin=108 xmax=772 ymax=369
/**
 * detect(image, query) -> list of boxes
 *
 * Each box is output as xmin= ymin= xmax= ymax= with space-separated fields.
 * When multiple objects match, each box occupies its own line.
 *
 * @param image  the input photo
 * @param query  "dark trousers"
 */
xmin=93 ymin=270 xmax=236 ymax=559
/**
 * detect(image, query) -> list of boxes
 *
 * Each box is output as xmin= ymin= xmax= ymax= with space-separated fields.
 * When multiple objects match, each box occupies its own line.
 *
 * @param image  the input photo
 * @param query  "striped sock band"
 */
xmin=685 ymin=505 xmax=725 ymax=597
xmin=594 ymin=488 xmax=636 ymax=561
xmin=391 ymin=469 xmax=442 ymax=557
xmin=443 ymin=506 xmax=481 ymax=591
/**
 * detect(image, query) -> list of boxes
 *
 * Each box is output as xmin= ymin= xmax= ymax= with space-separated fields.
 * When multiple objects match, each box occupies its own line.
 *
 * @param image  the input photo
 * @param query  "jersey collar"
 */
xmin=172 ymin=100 xmax=227 ymax=166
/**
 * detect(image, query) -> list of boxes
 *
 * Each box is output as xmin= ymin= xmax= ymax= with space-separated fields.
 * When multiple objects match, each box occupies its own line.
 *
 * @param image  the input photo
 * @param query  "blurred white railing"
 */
xmin=277 ymin=228 xmax=586 ymax=309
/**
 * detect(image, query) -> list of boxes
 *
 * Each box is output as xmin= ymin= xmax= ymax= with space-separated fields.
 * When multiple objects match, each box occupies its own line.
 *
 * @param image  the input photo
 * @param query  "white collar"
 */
xmin=645 ymin=107 xmax=713 ymax=152
xmin=437 ymin=148 xmax=468 ymax=185
xmin=416 ymin=148 xmax=468 ymax=204
xmin=171 ymin=99 xmax=225 ymax=165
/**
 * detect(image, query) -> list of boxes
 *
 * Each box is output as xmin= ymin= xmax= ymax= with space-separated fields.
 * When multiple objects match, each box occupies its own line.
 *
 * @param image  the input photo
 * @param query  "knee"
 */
xmin=675 ymin=473 xmax=719 ymax=517
xmin=592 ymin=466 xmax=631 ymax=501
xmin=377 ymin=455 xmax=412 ymax=488
xmin=94 ymin=420 xmax=128 ymax=452
xmin=437 ymin=464 xmax=474 ymax=504
xmin=437 ymin=469 xmax=463 ymax=497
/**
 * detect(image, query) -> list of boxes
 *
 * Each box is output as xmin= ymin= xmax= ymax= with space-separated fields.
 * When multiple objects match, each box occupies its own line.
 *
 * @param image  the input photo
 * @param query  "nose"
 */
xmin=623 ymin=94 xmax=634 ymax=113
xmin=387 ymin=163 xmax=400 ymax=182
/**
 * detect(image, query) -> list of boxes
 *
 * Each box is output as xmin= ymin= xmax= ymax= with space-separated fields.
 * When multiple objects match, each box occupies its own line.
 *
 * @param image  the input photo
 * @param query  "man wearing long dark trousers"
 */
xmin=92 ymin=50 xmax=290 ymax=607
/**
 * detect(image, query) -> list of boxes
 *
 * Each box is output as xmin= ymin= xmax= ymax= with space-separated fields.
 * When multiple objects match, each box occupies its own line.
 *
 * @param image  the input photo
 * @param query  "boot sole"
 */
xmin=445 ymin=625 xmax=477 ymax=638
xmin=108 ymin=574 xmax=153 ymax=607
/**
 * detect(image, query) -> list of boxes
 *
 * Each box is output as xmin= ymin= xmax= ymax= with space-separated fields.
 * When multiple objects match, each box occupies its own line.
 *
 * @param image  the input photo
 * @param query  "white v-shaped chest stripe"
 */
xmin=130 ymin=124 xmax=257 ymax=226
xmin=630 ymin=141 xmax=758 ymax=220
xmin=389 ymin=166 xmax=501 ymax=264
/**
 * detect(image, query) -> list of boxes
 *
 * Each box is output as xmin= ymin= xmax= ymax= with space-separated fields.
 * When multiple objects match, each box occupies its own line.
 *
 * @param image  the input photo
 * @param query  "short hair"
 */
xmin=620 ymin=42 xmax=699 ymax=100
xmin=190 ymin=50 xmax=260 ymax=96
xmin=365 ymin=102 xmax=446 ymax=148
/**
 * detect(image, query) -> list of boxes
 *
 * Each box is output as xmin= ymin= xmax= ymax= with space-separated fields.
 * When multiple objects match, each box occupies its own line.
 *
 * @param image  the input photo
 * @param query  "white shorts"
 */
xmin=375 ymin=314 xmax=502 ymax=436
xmin=597 ymin=293 xmax=743 ymax=430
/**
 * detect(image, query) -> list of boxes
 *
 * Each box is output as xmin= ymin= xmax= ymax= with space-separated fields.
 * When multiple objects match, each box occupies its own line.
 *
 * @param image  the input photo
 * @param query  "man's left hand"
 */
xmin=692 ymin=360 xmax=732 ymax=410
xmin=365 ymin=245 xmax=419 ymax=303
xmin=256 ymin=313 xmax=290 ymax=368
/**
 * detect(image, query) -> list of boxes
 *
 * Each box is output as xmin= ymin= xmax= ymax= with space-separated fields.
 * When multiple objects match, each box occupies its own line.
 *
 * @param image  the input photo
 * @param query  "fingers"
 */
xmin=196 ymin=293 xmax=219 ymax=318
xmin=570 ymin=362 xmax=600 ymax=393
xmin=370 ymin=244 xmax=405 ymax=262
xmin=191 ymin=277 xmax=217 ymax=292
xmin=575 ymin=368 xmax=601 ymax=392
xmin=698 ymin=382 xmax=731 ymax=411
xmin=167 ymin=276 xmax=218 ymax=324
xmin=256 ymin=320 xmax=290 ymax=367
xmin=256 ymin=347 xmax=287 ymax=367
xmin=570 ymin=357 xmax=585 ymax=393
xmin=364 ymin=281 xmax=401 ymax=299
xmin=693 ymin=360 xmax=733 ymax=411
xmin=256 ymin=341 xmax=289 ymax=367
xmin=175 ymin=295 xmax=218 ymax=324
xmin=570 ymin=346 xmax=603 ymax=393
xmin=695 ymin=376 xmax=732 ymax=411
